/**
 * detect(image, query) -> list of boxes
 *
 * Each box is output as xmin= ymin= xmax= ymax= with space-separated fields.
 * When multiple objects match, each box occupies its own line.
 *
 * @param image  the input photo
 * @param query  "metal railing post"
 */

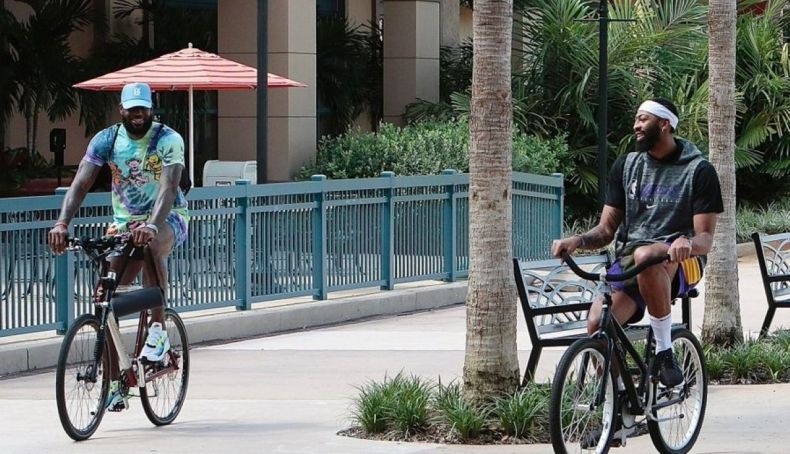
xmin=442 ymin=169 xmax=457 ymax=281
xmin=380 ymin=171 xmax=395 ymax=290
xmin=235 ymin=180 xmax=252 ymax=310
xmin=552 ymin=173 xmax=565 ymax=240
xmin=311 ymin=175 xmax=328 ymax=300
xmin=55 ymin=187 xmax=74 ymax=334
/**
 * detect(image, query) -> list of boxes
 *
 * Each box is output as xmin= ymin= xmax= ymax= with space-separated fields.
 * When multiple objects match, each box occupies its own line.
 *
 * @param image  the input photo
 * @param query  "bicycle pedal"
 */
xmin=107 ymin=399 xmax=129 ymax=412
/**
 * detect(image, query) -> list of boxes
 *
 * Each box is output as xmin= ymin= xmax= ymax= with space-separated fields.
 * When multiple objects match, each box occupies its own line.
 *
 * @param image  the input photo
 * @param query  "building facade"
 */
xmin=3 ymin=0 xmax=472 ymax=183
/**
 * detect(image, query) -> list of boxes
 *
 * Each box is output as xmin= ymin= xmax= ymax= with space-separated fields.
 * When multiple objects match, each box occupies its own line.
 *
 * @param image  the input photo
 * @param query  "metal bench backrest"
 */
xmin=753 ymin=232 xmax=790 ymax=301
xmin=513 ymin=254 xmax=610 ymax=337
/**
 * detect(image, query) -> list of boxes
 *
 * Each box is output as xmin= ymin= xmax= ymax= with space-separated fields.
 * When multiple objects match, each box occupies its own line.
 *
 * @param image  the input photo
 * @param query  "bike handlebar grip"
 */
xmin=560 ymin=252 xmax=601 ymax=281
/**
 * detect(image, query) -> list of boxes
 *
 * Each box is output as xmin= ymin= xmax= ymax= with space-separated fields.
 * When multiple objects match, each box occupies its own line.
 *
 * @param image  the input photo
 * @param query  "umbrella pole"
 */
xmin=189 ymin=84 xmax=195 ymax=187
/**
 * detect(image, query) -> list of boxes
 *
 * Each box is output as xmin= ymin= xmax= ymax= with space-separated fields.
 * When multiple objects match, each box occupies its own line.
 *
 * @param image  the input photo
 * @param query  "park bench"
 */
xmin=752 ymin=232 xmax=790 ymax=338
xmin=513 ymin=253 xmax=695 ymax=385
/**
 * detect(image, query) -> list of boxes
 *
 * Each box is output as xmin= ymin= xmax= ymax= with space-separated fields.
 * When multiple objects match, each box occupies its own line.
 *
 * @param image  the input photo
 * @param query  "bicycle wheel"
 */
xmin=140 ymin=308 xmax=190 ymax=425
xmin=550 ymin=338 xmax=618 ymax=454
xmin=55 ymin=314 xmax=110 ymax=441
xmin=648 ymin=328 xmax=707 ymax=454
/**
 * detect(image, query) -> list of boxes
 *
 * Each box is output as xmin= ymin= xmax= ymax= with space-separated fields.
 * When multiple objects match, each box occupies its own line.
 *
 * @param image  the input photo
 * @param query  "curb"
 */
xmin=0 ymin=282 xmax=468 ymax=378
xmin=737 ymin=241 xmax=755 ymax=259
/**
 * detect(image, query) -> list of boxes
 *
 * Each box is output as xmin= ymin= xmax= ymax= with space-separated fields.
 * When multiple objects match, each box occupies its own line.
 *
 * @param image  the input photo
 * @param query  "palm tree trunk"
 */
xmin=703 ymin=0 xmax=742 ymax=347
xmin=463 ymin=0 xmax=519 ymax=403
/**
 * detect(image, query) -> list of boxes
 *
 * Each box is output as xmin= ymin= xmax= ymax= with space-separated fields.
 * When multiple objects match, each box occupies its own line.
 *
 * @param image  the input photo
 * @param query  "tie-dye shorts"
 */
xmin=106 ymin=212 xmax=189 ymax=248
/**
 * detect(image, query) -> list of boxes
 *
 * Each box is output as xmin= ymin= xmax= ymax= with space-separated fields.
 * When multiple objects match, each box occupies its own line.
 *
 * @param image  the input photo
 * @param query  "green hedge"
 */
xmin=296 ymin=120 xmax=572 ymax=180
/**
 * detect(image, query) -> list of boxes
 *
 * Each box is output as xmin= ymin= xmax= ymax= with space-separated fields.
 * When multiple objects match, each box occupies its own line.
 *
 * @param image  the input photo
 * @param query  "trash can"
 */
xmin=202 ymin=160 xmax=257 ymax=186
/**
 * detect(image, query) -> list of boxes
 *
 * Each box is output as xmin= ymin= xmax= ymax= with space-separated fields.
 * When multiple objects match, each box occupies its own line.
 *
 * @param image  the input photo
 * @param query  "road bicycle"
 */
xmin=549 ymin=252 xmax=707 ymax=454
xmin=55 ymin=235 xmax=190 ymax=441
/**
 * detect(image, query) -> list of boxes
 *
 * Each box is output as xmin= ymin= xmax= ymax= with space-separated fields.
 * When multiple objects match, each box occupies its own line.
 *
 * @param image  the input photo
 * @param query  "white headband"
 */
xmin=637 ymin=100 xmax=679 ymax=129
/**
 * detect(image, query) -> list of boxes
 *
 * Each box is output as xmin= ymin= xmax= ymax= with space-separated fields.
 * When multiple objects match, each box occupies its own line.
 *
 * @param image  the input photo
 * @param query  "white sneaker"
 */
xmin=140 ymin=322 xmax=170 ymax=362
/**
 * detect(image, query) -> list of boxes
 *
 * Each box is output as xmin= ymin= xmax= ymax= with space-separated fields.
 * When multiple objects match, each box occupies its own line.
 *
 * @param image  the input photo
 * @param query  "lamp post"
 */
xmin=596 ymin=1 xmax=608 ymax=206
xmin=580 ymin=1 xmax=634 ymax=206
xmin=257 ymin=0 xmax=268 ymax=184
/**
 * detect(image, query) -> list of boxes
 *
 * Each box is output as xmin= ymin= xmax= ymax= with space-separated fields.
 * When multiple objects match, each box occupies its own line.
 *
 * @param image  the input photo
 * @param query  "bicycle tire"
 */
xmin=550 ymin=338 xmax=618 ymax=454
xmin=647 ymin=327 xmax=707 ymax=454
xmin=140 ymin=308 xmax=190 ymax=426
xmin=55 ymin=314 xmax=110 ymax=441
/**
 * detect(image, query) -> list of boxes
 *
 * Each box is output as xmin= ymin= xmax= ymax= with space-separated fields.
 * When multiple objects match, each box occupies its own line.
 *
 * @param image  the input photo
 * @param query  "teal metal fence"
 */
xmin=0 ymin=171 xmax=563 ymax=337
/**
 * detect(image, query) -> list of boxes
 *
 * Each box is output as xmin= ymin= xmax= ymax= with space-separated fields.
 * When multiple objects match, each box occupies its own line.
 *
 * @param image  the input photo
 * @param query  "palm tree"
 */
xmin=0 ymin=7 xmax=20 ymax=153
xmin=463 ymin=0 xmax=520 ymax=402
xmin=4 ymin=0 xmax=92 ymax=156
xmin=703 ymin=0 xmax=743 ymax=347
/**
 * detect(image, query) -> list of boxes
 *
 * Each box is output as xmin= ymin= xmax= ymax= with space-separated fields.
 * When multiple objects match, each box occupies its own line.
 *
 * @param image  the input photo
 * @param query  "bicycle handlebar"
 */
xmin=67 ymin=234 xmax=129 ymax=252
xmin=560 ymin=251 xmax=670 ymax=282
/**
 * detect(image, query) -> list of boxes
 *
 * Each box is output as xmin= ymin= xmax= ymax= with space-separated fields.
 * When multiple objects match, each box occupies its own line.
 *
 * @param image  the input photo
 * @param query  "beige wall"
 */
xmin=440 ymin=0 xmax=459 ymax=48
xmin=459 ymin=6 xmax=472 ymax=42
xmin=346 ymin=0 xmax=374 ymax=26
xmin=382 ymin=0 xmax=439 ymax=125
xmin=217 ymin=0 xmax=316 ymax=183
xmin=217 ymin=0 xmax=258 ymax=164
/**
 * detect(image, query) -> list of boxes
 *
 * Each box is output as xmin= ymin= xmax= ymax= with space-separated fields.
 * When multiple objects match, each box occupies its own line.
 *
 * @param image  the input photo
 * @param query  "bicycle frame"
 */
xmin=594 ymin=287 xmax=689 ymax=422
xmin=81 ymin=240 xmax=178 ymax=392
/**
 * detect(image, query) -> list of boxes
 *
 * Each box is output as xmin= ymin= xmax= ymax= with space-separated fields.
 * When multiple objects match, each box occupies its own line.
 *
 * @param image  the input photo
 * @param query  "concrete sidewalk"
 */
xmin=0 ymin=279 xmax=467 ymax=377
xmin=1 ymin=253 xmax=789 ymax=453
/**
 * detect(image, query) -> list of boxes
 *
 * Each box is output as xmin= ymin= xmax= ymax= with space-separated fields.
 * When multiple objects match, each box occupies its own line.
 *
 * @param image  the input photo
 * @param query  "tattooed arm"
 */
xmin=551 ymin=205 xmax=623 ymax=258
xmin=48 ymin=160 xmax=102 ymax=253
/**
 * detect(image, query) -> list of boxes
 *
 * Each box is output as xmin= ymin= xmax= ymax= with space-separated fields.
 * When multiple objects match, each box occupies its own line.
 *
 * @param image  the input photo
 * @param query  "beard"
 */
xmin=122 ymin=116 xmax=153 ymax=137
xmin=635 ymin=122 xmax=660 ymax=152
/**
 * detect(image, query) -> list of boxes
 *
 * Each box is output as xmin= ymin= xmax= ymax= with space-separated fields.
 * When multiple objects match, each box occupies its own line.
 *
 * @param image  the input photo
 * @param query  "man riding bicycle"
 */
xmin=48 ymin=82 xmax=189 ymax=410
xmin=552 ymin=98 xmax=723 ymax=388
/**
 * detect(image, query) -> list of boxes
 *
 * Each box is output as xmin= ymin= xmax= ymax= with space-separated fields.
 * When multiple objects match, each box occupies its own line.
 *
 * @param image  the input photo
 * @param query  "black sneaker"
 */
xmin=652 ymin=348 xmax=684 ymax=387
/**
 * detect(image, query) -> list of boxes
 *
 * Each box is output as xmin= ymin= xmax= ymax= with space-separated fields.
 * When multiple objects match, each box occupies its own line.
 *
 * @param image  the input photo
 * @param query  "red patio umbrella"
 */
xmin=74 ymin=43 xmax=306 ymax=184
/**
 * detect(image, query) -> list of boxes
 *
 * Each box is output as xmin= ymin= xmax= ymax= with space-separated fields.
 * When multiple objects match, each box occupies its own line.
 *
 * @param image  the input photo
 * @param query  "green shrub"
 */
xmin=434 ymin=382 xmax=489 ymax=442
xmin=296 ymin=120 xmax=572 ymax=180
xmin=493 ymin=383 xmax=549 ymax=439
xmin=351 ymin=379 xmax=398 ymax=434
xmin=432 ymin=379 xmax=463 ymax=415
xmin=386 ymin=374 xmax=433 ymax=437
xmin=736 ymin=199 xmax=790 ymax=243
xmin=351 ymin=372 xmax=434 ymax=437
xmin=704 ymin=346 xmax=726 ymax=381
xmin=705 ymin=333 xmax=790 ymax=383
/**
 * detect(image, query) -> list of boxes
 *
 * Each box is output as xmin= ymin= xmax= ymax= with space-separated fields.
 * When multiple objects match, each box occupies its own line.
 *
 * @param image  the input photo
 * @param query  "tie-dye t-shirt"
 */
xmin=83 ymin=122 xmax=189 ymax=227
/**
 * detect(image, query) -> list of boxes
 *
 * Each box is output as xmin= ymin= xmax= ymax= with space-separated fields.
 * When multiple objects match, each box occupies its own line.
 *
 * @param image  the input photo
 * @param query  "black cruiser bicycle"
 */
xmin=549 ymin=252 xmax=707 ymax=454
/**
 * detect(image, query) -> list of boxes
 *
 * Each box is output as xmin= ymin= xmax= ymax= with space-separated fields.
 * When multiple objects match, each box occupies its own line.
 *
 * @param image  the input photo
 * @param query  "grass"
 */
xmin=351 ymin=372 xmax=434 ymax=437
xmin=705 ymin=330 xmax=790 ymax=383
xmin=492 ymin=383 xmax=549 ymax=439
xmin=347 ymin=332 xmax=790 ymax=444
xmin=736 ymin=200 xmax=790 ymax=243
xmin=349 ymin=375 xmax=550 ymax=443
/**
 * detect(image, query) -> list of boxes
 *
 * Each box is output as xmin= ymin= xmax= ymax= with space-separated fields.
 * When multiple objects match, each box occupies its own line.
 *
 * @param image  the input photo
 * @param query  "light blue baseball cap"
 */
xmin=120 ymin=82 xmax=153 ymax=109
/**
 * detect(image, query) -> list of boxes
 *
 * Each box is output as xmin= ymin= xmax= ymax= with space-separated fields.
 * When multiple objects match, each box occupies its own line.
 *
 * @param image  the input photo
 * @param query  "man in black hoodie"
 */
xmin=552 ymin=98 xmax=723 ymax=387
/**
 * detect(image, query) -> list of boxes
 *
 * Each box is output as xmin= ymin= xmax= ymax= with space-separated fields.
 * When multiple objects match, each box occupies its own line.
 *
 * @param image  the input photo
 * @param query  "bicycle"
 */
xmin=55 ymin=235 xmax=190 ymax=441
xmin=549 ymin=252 xmax=707 ymax=454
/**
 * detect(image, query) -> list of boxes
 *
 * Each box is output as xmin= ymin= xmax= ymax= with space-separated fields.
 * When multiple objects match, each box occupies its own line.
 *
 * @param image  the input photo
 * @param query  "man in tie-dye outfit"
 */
xmin=48 ymin=82 xmax=189 ymax=411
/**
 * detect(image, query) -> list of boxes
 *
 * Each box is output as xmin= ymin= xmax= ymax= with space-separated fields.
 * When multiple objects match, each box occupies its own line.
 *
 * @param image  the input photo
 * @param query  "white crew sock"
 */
xmin=650 ymin=314 xmax=673 ymax=353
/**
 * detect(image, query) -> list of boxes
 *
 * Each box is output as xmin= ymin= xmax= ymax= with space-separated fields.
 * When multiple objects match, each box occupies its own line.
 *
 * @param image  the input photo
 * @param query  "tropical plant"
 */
xmin=0 ymin=8 xmax=19 ymax=152
xmin=3 ymin=0 xmax=93 ymax=156
xmin=731 ymin=0 xmax=790 ymax=202
xmin=317 ymin=16 xmax=383 ymax=136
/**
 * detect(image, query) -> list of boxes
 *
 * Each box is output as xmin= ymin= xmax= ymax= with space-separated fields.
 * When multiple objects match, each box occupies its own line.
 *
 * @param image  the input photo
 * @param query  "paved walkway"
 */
xmin=1 ymin=254 xmax=789 ymax=453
